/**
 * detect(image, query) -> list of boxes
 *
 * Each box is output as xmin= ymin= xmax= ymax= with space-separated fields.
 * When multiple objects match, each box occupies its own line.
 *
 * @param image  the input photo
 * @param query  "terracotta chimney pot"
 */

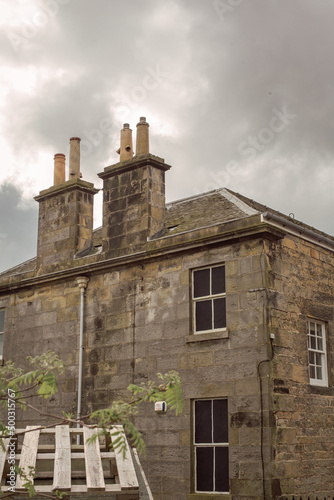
xmin=136 ymin=117 xmax=149 ymax=155
xmin=69 ymin=137 xmax=81 ymax=179
xmin=54 ymin=153 xmax=65 ymax=186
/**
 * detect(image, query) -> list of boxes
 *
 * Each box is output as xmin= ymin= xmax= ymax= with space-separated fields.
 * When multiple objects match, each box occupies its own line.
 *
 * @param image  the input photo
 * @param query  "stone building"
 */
xmin=0 ymin=118 xmax=333 ymax=499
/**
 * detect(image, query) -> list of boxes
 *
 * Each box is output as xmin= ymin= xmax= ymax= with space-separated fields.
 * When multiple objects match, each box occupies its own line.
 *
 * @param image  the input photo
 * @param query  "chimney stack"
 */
xmin=35 ymin=137 xmax=98 ymax=273
xmin=118 ymin=124 xmax=133 ymax=162
xmin=53 ymin=153 xmax=65 ymax=186
xmin=98 ymin=117 xmax=171 ymax=258
xmin=136 ymin=117 xmax=149 ymax=155
xmin=69 ymin=137 xmax=81 ymax=179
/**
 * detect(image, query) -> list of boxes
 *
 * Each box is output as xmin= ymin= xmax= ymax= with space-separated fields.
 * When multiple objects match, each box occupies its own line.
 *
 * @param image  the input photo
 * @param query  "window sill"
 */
xmin=308 ymin=385 xmax=334 ymax=396
xmin=186 ymin=330 xmax=229 ymax=343
xmin=187 ymin=494 xmax=231 ymax=500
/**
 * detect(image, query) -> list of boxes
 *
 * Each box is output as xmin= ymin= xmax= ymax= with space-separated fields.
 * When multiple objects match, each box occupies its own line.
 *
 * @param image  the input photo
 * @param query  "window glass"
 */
xmin=193 ymin=265 xmax=226 ymax=334
xmin=215 ymin=447 xmax=229 ymax=492
xmin=212 ymin=266 xmax=225 ymax=294
xmin=213 ymin=298 xmax=226 ymax=330
xmin=308 ymin=320 xmax=327 ymax=387
xmin=195 ymin=400 xmax=212 ymax=443
xmin=195 ymin=300 xmax=212 ymax=332
xmin=194 ymin=399 xmax=229 ymax=493
xmin=196 ymin=447 xmax=213 ymax=491
xmin=213 ymin=399 xmax=228 ymax=443
xmin=194 ymin=269 xmax=210 ymax=298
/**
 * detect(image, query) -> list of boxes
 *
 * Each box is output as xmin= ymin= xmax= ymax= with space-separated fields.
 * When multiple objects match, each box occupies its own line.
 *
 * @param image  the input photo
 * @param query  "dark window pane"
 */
xmin=310 ymin=336 xmax=316 ymax=349
xmin=213 ymin=400 xmax=228 ymax=443
xmin=309 ymin=366 xmax=315 ymax=378
xmin=195 ymin=400 xmax=212 ymax=443
xmin=212 ymin=266 xmax=225 ymax=295
xmin=309 ymin=351 xmax=314 ymax=364
xmin=316 ymin=366 xmax=322 ymax=380
xmin=196 ymin=447 xmax=213 ymax=492
xmin=0 ymin=310 xmax=4 ymax=333
xmin=194 ymin=269 xmax=210 ymax=298
xmin=317 ymin=338 xmax=323 ymax=351
xmin=215 ymin=447 xmax=229 ymax=492
xmin=196 ymin=300 xmax=212 ymax=332
xmin=213 ymin=298 xmax=226 ymax=329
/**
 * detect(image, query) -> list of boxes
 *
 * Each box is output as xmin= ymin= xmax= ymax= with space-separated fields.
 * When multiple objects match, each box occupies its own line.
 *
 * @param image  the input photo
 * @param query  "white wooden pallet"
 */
xmin=0 ymin=425 xmax=139 ymax=498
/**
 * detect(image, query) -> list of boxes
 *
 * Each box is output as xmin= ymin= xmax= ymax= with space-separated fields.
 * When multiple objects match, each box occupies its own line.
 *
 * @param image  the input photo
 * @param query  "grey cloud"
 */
xmin=0 ymin=0 xmax=333 ymax=272
xmin=0 ymin=184 xmax=38 ymax=273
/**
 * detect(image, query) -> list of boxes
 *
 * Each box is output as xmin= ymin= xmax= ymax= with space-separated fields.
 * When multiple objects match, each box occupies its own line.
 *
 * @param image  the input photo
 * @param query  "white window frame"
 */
xmin=0 ymin=309 xmax=4 ymax=361
xmin=307 ymin=319 xmax=328 ymax=387
xmin=193 ymin=398 xmax=229 ymax=494
xmin=192 ymin=264 xmax=226 ymax=334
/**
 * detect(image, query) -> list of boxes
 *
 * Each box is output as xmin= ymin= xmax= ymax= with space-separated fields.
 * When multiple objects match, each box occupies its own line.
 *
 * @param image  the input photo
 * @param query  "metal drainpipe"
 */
xmin=76 ymin=276 xmax=89 ymax=445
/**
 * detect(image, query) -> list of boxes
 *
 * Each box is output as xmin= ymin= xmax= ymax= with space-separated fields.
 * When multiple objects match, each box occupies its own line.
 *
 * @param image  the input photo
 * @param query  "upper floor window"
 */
xmin=0 ymin=309 xmax=5 ymax=360
xmin=193 ymin=399 xmax=229 ymax=493
xmin=192 ymin=265 xmax=226 ymax=334
xmin=308 ymin=320 xmax=328 ymax=387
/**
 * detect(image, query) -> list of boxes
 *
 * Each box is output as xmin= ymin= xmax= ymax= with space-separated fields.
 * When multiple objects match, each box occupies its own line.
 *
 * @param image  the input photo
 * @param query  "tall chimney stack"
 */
xmin=53 ymin=153 xmax=65 ymax=186
xmin=35 ymin=137 xmax=98 ymax=273
xmin=118 ymin=124 xmax=133 ymax=162
xmin=69 ymin=137 xmax=81 ymax=179
xmin=99 ymin=117 xmax=171 ymax=258
xmin=136 ymin=117 xmax=149 ymax=155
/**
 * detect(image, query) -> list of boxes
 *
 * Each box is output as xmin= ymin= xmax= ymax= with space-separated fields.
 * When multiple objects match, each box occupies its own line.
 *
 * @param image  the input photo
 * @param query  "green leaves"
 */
xmin=0 ymin=351 xmax=65 ymax=412
xmin=0 ymin=355 xmax=183 ymax=498
xmin=129 ymin=370 xmax=183 ymax=415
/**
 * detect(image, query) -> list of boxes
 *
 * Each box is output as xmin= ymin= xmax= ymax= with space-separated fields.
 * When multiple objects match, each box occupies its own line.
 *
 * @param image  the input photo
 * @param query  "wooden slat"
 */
xmin=110 ymin=426 xmax=139 ymax=490
xmin=15 ymin=451 xmax=115 ymax=460
xmin=16 ymin=426 xmax=40 ymax=490
xmin=0 ymin=438 xmax=10 ymax=478
xmin=35 ymin=483 xmax=126 ymax=494
xmin=52 ymin=425 xmax=71 ymax=491
xmin=83 ymin=427 xmax=105 ymax=491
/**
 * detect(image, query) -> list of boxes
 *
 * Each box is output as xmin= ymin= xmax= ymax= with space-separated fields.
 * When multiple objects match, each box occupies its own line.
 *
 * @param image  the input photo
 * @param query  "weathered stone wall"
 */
xmin=100 ymin=156 xmax=169 ymax=258
xmin=268 ymin=235 xmax=334 ymax=498
xmin=35 ymin=180 xmax=97 ymax=273
xmin=0 ymin=237 xmax=272 ymax=500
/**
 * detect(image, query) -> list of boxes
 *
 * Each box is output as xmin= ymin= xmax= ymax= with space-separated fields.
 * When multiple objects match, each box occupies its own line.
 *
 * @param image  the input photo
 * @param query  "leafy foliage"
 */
xmin=0 ymin=351 xmax=65 ymax=412
xmin=88 ymin=371 xmax=183 ymax=457
xmin=0 ymin=353 xmax=183 ymax=499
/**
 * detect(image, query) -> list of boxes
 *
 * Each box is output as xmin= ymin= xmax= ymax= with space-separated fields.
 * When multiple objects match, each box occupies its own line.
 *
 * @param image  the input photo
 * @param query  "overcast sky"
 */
xmin=1 ymin=0 xmax=334 ymax=272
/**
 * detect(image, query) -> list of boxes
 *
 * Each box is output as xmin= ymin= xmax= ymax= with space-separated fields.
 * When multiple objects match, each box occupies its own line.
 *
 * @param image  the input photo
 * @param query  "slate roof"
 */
xmin=164 ymin=188 xmax=259 ymax=236
xmin=0 ymin=257 xmax=37 ymax=279
xmin=0 ymin=187 xmax=332 ymax=279
xmin=227 ymin=188 xmax=334 ymax=242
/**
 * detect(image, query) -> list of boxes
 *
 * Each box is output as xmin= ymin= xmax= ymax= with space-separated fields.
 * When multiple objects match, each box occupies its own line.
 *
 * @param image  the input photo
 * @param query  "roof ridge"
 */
xmin=219 ymin=188 xmax=260 ymax=216
xmin=166 ymin=188 xmax=222 ymax=208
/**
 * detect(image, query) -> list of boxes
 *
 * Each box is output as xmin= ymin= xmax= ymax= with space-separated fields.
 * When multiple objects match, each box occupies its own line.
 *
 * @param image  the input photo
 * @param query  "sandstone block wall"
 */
xmin=0 ymin=237 xmax=273 ymax=499
xmin=268 ymin=235 xmax=334 ymax=497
